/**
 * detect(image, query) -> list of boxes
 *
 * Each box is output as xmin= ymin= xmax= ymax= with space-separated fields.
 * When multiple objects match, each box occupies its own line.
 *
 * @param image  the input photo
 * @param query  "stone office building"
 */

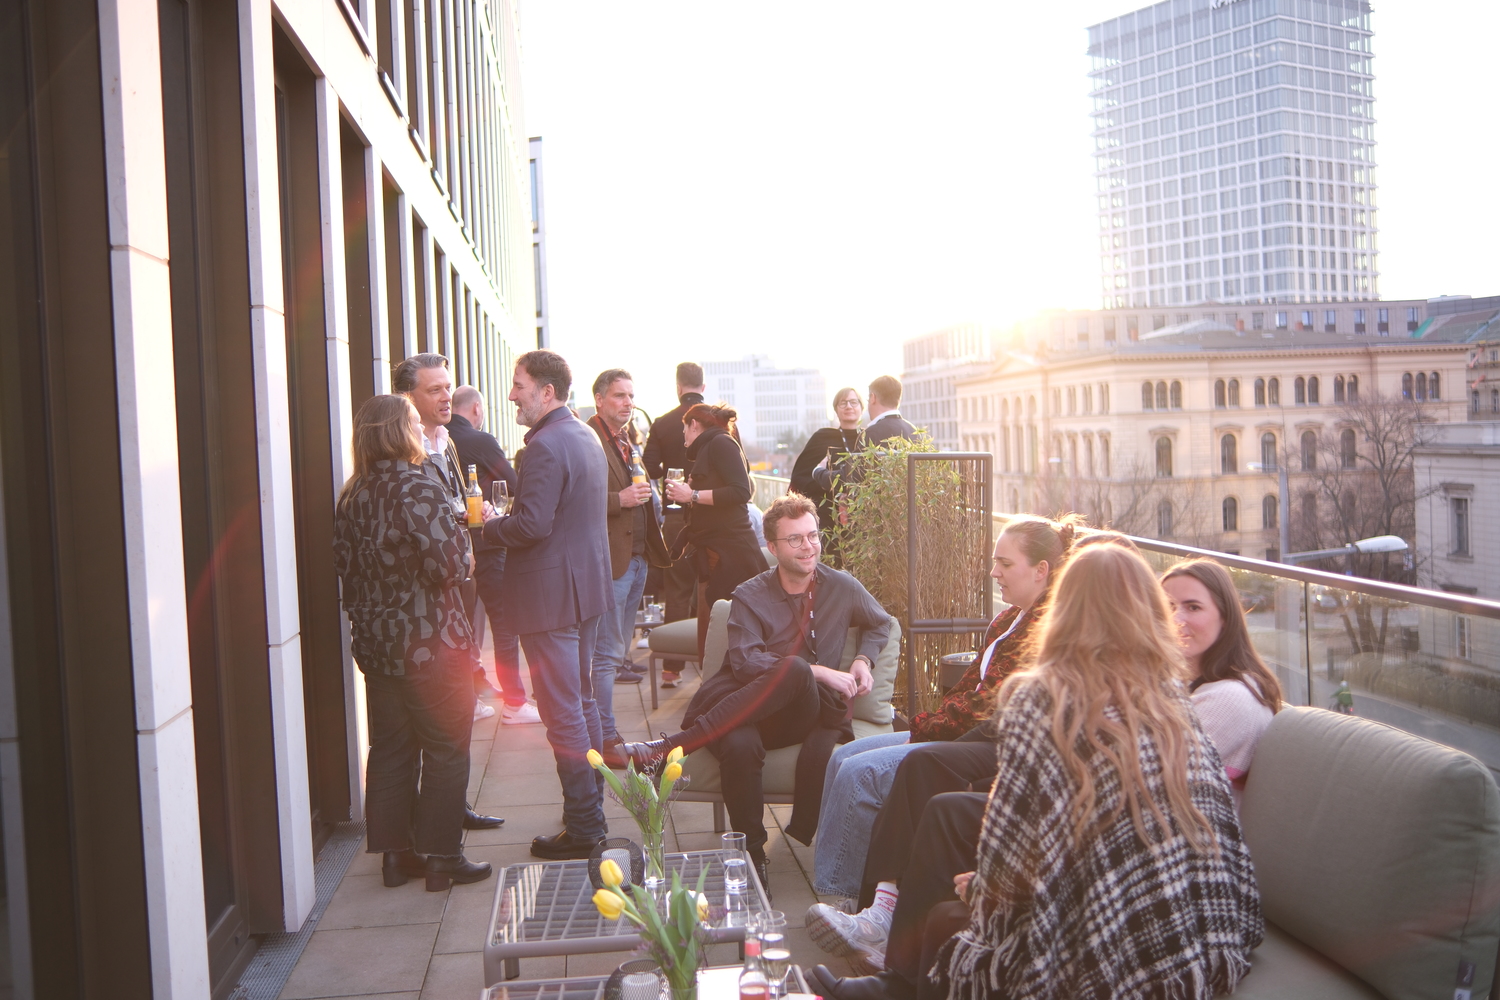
xmin=954 ymin=297 xmax=1499 ymax=559
xmin=0 ymin=0 xmax=534 ymax=995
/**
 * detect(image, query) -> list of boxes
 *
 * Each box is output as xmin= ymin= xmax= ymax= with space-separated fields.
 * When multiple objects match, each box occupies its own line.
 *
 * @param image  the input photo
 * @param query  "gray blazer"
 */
xmin=482 ymin=405 xmax=614 ymax=633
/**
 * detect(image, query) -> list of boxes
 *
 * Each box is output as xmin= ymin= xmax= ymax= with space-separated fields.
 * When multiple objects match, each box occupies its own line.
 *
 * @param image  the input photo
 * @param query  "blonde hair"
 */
xmin=339 ymin=395 xmax=426 ymax=509
xmin=999 ymin=542 xmax=1216 ymax=853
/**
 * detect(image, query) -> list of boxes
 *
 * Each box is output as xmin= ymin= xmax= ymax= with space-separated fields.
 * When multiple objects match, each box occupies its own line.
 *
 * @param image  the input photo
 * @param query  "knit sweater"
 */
xmin=1191 ymin=677 xmax=1274 ymax=813
xmin=939 ymin=680 xmax=1262 ymax=1000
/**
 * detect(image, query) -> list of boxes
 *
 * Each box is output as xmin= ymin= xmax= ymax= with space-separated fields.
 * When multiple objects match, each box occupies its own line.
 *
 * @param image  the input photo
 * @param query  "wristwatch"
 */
xmin=691 ymin=489 xmax=701 ymax=505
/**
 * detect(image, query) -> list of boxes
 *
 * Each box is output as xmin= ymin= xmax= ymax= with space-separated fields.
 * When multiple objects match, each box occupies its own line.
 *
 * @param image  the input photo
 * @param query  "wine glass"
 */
xmin=491 ymin=481 xmax=510 ymax=513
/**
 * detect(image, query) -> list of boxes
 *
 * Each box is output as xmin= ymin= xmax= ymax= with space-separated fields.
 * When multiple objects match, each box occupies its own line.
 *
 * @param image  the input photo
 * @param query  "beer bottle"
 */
xmin=629 ymin=447 xmax=649 ymax=487
xmin=465 ymin=464 xmax=484 ymax=526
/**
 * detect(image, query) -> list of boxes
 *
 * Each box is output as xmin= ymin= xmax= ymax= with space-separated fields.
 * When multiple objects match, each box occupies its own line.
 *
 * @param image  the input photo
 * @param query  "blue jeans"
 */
xmin=591 ymin=555 xmax=649 ymax=742
xmin=522 ymin=617 xmax=607 ymax=840
xmin=812 ymin=731 xmax=916 ymax=897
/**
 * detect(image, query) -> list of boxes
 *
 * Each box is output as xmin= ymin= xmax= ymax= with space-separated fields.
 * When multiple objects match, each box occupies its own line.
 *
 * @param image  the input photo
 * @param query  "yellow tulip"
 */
xmin=695 ymin=892 xmax=709 ymax=921
xmin=599 ymin=858 xmax=624 ymax=888
xmin=586 ymin=748 xmax=604 ymax=769
xmin=666 ymin=745 xmax=685 ymax=764
xmin=593 ymin=888 xmax=624 ymax=920
xmin=662 ymin=761 xmax=683 ymax=784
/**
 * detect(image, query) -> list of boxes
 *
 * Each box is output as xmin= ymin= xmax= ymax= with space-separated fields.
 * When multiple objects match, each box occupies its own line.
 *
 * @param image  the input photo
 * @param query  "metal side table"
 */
xmin=482 ymin=964 xmax=811 ymax=999
xmin=484 ymin=850 xmax=772 ymax=985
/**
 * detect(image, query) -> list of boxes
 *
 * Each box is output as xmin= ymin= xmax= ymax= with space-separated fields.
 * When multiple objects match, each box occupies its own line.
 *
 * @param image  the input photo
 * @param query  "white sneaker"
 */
xmin=501 ymin=701 xmax=543 ymax=725
xmin=806 ymin=902 xmax=891 ymax=969
xmin=635 ymin=637 xmax=649 ymax=648
xmin=474 ymin=702 xmax=497 ymax=722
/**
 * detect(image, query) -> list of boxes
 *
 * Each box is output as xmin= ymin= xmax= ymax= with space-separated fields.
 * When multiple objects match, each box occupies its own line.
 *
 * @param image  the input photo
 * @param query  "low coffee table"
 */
xmin=481 ymin=964 xmax=811 ymax=999
xmin=485 ymin=850 xmax=773 ymax=985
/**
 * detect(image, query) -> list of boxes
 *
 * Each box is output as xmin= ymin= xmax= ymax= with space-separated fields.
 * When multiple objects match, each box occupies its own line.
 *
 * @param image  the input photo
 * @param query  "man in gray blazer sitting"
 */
xmin=482 ymin=350 xmax=615 ymax=859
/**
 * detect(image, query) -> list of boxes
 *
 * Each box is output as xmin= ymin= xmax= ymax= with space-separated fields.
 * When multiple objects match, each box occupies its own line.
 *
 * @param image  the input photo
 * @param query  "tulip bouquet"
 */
xmin=593 ymin=858 xmax=709 ymax=1000
xmin=586 ymin=745 xmax=688 ymax=889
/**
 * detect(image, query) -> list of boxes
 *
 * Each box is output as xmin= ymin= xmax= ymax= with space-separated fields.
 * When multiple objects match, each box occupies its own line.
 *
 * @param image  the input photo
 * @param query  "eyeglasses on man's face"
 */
xmin=775 ymin=531 xmax=823 ymax=550
xmin=835 ymin=398 xmax=862 ymax=408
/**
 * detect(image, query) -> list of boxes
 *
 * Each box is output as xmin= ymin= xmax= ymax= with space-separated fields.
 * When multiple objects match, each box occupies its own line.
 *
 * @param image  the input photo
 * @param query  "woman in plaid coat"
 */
xmin=934 ymin=542 xmax=1261 ymax=1000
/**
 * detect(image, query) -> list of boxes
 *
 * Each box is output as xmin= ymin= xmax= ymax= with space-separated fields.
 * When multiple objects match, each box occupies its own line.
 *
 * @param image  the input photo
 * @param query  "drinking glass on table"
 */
xmin=758 ymin=927 xmax=792 ymax=999
xmin=721 ymin=832 xmax=749 ymax=925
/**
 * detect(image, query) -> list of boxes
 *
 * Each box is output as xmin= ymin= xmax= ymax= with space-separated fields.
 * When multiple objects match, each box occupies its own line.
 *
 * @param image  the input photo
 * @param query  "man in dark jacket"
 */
xmin=643 ymin=362 xmax=705 ymax=623
xmin=863 ymin=375 xmax=917 ymax=445
xmin=481 ymin=350 xmax=615 ymax=860
xmin=586 ymin=369 xmax=669 ymax=764
xmin=621 ymin=494 xmax=890 ymax=887
xmin=450 ymin=385 xmax=536 ymax=723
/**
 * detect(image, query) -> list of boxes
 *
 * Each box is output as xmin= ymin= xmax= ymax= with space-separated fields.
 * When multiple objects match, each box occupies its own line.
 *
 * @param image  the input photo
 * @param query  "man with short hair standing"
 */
xmin=449 ymin=385 xmax=539 ymax=724
xmin=394 ymin=355 xmax=504 ymax=832
xmin=643 ymin=362 xmax=706 ymax=625
xmin=621 ymin=493 xmax=890 ymax=888
xmin=863 ymin=376 xmax=916 ymax=445
xmin=482 ymin=350 xmax=614 ymax=859
xmin=587 ymin=370 xmax=670 ymax=764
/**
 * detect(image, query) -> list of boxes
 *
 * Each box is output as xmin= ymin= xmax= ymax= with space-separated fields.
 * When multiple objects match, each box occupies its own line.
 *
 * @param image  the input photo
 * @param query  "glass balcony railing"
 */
xmin=750 ymin=474 xmax=1500 ymax=778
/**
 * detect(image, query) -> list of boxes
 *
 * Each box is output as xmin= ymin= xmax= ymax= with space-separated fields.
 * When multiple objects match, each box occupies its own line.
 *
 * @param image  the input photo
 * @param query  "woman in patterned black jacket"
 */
xmin=334 ymin=394 xmax=493 ymax=892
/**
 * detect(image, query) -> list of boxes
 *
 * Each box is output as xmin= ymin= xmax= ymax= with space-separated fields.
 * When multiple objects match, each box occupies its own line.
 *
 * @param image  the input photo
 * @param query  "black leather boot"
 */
xmin=425 ymin=853 xmax=494 ymax=892
xmin=382 ymin=849 xmax=426 ymax=888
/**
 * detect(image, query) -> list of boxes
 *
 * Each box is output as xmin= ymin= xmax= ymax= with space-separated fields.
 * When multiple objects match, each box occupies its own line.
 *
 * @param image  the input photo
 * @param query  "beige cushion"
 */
xmin=648 ymin=617 xmax=699 ymax=657
xmin=1240 ymin=707 xmax=1500 ymax=1000
xmin=1229 ymin=923 xmax=1384 ymax=1000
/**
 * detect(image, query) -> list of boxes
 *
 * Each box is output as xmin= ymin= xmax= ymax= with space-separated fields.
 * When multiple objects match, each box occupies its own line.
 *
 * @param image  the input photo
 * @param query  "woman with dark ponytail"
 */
xmin=662 ymin=403 xmax=767 ymax=663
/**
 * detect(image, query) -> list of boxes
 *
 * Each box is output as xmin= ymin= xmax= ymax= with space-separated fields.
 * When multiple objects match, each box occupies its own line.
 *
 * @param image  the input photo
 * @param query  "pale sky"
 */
xmin=521 ymin=1 xmax=1500 ymax=420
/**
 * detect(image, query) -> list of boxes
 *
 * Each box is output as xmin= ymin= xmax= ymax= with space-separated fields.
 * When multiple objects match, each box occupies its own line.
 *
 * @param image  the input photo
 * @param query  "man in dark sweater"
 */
xmin=642 ymin=362 xmax=705 ymax=624
xmin=449 ymin=385 xmax=535 ymax=723
xmin=621 ymin=493 xmax=890 ymax=888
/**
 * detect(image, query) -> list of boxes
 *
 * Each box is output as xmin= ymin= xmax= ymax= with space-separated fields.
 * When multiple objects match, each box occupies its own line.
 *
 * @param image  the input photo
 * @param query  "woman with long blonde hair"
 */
xmin=934 ymin=542 xmax=1260 ymax=1000
xmin=334 ymin=394 xmax=493 ymax=892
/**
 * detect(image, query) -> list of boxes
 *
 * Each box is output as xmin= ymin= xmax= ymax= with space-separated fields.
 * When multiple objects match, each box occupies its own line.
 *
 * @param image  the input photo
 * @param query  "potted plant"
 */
xmin=593 ymin=859 xmax=709 ymax=1000
xmin=586 ymin=746 xmax=687 ymax=891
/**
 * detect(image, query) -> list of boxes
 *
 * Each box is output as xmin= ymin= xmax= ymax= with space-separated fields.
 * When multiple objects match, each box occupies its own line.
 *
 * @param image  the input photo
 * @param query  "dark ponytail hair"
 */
xmin=683 ymin=402 xmax=737 ymax=434
xmin=1161 ymin=558 xmax=1283 ymax=714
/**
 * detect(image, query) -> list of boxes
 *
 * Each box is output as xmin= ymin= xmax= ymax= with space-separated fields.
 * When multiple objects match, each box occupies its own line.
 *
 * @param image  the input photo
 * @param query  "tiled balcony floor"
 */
xmin=278 ymin=639 xmax=857 ymax=999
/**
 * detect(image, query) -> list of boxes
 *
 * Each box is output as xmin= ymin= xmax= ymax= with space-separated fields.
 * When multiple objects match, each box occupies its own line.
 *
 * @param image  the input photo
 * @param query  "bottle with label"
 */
xmin=737 ymin=936 xmax=769 ymax=1000
xmin=465 ymin=465 xmax=484 ymax=526
xmin=629 ymin=446 xmax=648 ymax=487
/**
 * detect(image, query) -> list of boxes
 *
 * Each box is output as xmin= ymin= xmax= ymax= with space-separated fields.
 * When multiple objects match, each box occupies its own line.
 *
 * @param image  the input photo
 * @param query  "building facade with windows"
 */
xmin=1089 ymin=0 xmax=1377 ymax=309
xmin=954 ymin=300 xmax=1498 ymax=558
xmin=0 ymin=0 xmax=534 ymax=995
xmin=1415 ymin=423 xmax=1500 ymax=601
xmin=703 ymin=355 xmax=828 ymax=454
xmin=900 ymin=324 xmax=1001 ymax=450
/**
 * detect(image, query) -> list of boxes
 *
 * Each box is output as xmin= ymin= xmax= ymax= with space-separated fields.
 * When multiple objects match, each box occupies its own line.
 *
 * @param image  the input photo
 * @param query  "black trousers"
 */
xmin=917 ymin=901 xmax=974 ymax=1000
xmin=861 ymin=737 xmax=999 ymax=904
xmin=467 ymin=551 xmax=527 ymax=707
xmin=688 ymin=659 xmax=820 ymax=862
xmin=661 ymin=508 xmax=697 ymax=624
xmin=363 ymin=643 xmax=477 ymax=856
xmin=885 ymin=792 xmax=988 ymax=989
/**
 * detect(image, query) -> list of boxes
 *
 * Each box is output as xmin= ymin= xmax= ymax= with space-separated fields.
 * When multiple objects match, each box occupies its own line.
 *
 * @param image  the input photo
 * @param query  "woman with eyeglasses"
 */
xmin=662 ymin=402 xmax=768 ymax=663
xmin=790 ymin=387 xmax=865 ymax=547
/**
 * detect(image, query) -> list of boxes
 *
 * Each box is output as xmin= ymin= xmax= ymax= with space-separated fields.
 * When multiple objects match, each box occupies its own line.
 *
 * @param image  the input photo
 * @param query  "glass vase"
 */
xmin=642 ymin=825 xmax=666 ymax=898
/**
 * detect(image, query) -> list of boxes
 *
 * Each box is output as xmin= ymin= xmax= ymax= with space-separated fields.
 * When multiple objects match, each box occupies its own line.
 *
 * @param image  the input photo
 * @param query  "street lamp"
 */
xmin=1282 ymin=534 xmax=1409 ymax=565
xmin=1246 ymin=461 xmax=1290 ymax=561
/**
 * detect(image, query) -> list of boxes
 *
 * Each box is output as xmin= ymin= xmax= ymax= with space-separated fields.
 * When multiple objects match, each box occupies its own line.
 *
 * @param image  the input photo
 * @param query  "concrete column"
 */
xmin=96 ymin=0 xmax=211 ymax=994
xmin=237 ymin=0 xmax=316 ymax=932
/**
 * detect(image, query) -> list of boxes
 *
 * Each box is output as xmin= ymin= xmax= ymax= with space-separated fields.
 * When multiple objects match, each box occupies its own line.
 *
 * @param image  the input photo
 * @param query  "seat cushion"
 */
xmin=648 ymin=617 xmax=700 ymax=657
xmin=1240 ymin=707 xmax=1500 ymax=1000
xmin=681 ymin=723 xmax=895 ymax=797
xmin=1228 ymin=923 xmax=1384 ymax=1000
xmin=849 ymin=618 xmax=899 ymax=727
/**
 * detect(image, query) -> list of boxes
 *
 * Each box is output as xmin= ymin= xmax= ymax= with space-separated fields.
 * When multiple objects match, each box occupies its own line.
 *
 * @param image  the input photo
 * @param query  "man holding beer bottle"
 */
xmin=393 ymin=353 xmax=505 ymax=831
xmin=587 ymin=369 xmax=669 ymax=766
